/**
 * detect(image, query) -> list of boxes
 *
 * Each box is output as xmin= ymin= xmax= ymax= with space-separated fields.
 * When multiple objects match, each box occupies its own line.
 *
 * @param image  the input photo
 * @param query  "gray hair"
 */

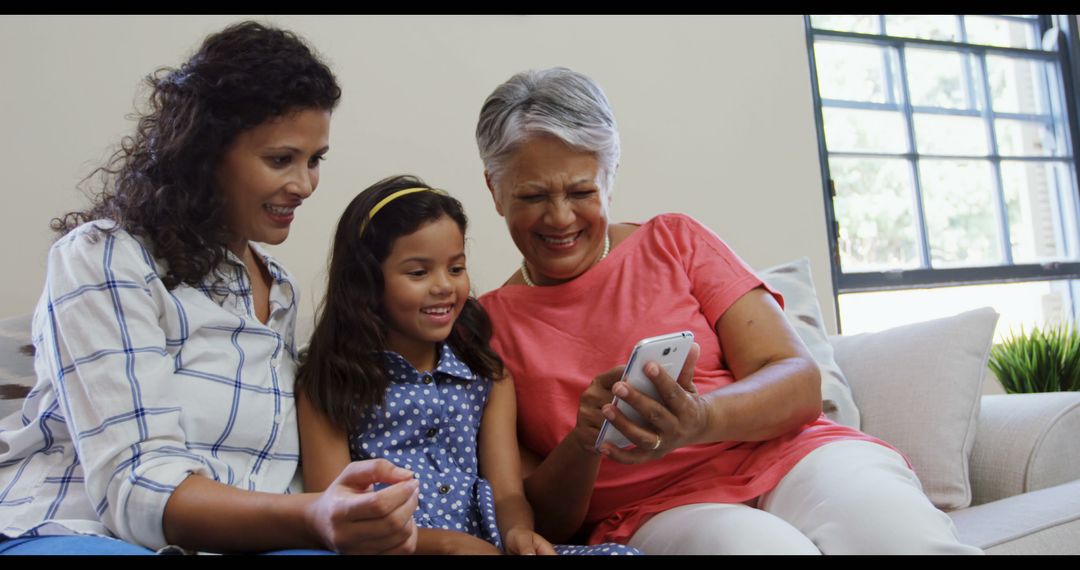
xmin=475 ymin=67 xmax=620 ymax=193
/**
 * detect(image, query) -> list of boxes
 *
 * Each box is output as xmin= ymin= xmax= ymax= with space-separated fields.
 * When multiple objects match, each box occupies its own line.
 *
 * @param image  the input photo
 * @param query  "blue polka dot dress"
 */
xmin=349 ymin=344 xmax=639 ymax=555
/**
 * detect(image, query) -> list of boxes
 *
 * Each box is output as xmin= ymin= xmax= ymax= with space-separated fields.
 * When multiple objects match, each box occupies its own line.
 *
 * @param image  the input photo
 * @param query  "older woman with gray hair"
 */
xmin=475 ymin=67 xmax=981 ymax=554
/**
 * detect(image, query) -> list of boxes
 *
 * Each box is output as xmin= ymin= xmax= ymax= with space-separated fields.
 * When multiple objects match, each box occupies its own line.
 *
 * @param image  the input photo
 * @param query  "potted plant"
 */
xmin=989 ymin=323 xmax=1080 ymax=394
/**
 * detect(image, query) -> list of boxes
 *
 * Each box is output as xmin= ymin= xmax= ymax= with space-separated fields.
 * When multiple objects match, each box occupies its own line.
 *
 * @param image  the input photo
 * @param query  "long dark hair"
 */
xmin=298 ymin=175 xmax=505 ymax=431
xmin=51 ymin=21 xmax=341 ymax=290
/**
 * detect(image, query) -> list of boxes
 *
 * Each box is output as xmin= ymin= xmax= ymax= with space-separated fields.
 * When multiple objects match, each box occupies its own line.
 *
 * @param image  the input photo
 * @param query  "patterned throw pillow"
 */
xmin=759 ymin=258 xmax=861 ymax=428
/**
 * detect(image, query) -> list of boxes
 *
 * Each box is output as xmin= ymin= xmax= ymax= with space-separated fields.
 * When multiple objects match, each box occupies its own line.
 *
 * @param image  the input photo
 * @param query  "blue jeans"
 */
xmin=0 ymin=535 xmax=333 ymax=555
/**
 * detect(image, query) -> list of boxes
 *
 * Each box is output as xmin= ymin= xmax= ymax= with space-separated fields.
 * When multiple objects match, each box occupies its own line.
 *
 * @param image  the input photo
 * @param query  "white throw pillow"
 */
xmin=759 ymin=258 xmax=860 ymax=428
xmin=828 ymin=307 xmax=999 ymax=511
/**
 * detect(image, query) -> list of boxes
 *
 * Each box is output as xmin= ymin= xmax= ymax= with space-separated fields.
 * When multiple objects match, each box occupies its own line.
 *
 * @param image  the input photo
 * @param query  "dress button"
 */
xmin=422 ymin=374 xmax=433 ymax=385
xmin=426 ymin=427 xmax=438 ymax=438
xmin=438 ymin=484 xmax=451 ymax=495
xmin=270 ymin=356 xmax=279 ymax=368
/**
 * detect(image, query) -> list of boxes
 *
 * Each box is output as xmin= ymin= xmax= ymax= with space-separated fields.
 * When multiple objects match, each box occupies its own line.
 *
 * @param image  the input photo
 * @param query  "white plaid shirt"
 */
xmin=0 ymin=222 xmax=301 ymax=549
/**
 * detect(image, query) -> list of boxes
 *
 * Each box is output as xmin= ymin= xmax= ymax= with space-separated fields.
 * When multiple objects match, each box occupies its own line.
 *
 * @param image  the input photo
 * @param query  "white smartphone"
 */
xmin=595 ymin=331 xmax=695 ymax=451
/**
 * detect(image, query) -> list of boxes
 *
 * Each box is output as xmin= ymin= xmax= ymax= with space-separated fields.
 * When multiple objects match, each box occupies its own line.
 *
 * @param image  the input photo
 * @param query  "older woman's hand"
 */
xmin=569 ymin=364 xmax=627 ymax=453
xmin=596 ymin=343 xmax=710 ymax=464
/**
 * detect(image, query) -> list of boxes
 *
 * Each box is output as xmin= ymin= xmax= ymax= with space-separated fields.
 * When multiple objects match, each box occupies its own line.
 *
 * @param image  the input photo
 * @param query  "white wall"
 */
xmin=0 ymin=15 xmax=837 ymax=332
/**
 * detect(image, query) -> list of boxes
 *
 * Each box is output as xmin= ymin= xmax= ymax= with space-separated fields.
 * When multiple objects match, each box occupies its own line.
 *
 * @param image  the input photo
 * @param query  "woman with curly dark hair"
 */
xmin=0 ymin=21 xmax=419 ymax=555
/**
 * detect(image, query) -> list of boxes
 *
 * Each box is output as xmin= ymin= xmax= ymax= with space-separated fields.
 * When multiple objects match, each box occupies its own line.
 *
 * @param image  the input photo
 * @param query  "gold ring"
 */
xmin=651 ymin=435 xmax=662 ymax=450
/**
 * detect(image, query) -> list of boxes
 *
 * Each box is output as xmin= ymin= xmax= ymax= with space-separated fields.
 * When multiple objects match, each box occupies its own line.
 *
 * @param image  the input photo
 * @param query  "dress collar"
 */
xmin=382 ymin=343 xmax=478 ymax=383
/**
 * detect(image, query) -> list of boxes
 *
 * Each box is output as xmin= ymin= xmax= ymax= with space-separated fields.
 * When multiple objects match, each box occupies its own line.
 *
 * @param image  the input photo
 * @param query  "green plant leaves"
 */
xmin=989 ymin=323 xmax=1080 ymax=394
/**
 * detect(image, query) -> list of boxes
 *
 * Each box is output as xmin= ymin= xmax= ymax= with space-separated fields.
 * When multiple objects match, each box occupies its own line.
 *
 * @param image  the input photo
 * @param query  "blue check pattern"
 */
xmin=0 ymin=222 xmax=301 ymax=550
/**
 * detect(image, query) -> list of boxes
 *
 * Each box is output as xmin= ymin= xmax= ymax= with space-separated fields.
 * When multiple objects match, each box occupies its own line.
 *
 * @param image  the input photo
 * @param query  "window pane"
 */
xmin=919 ymin=159 xmax=1002 ymax=266
xmin=905 ymin=48 xmax=980 ymax=110
xmin=830 ymin=157 xmax=921 ymax=271
xmin=822 ymin=107 xmax=908 ymax=153
xmin=1002 ymin=161 xmax=1078 ymax=263
xmin=913 ymin=114 xmax=988 ymax=155
xmin=809 ymin=14 xmax=1080 ymax=306
xmin=987 ymin=55 xmax=1051 ymax=114
xmin=995 ymin=119 xmax=1059 ymax=156
xmin=885 ymin=15 xmax=959 ymax=42
xmin=964 ymin=15 xmax=1040 ymax=50
xmin=838 ymin=280 xmax=1077 ymax=345
xmin=810 ymin=15 xmax=880 ymax=34
xmin=814 ymin=41 xmax=897 ymax=103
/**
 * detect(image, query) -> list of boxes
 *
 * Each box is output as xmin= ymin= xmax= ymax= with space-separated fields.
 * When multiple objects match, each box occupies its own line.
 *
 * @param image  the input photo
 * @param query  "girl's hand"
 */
xmin=597 ymin=343 xmax=710 ymax=464
xmin=445 ymin=534 xmax=502 ymax=555
xmin=417 ymin=528 xmax=503 ymax=555
xmin=504 ymin=526 xmax=558 ymax=555
xmin=305 ymin=459 xmax=420 ymax=554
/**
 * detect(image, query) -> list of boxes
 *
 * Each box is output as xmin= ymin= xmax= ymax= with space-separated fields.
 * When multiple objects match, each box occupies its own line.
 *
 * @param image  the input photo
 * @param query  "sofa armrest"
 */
xmin=970 ymin=392 xmax=1080 ymax=506
xmin=949 ymin=479 xmax=1080 ymax=554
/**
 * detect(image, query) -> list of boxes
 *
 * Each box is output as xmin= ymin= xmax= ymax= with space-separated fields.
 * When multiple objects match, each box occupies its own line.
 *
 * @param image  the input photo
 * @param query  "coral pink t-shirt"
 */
xmin=479 ymin=214 xmax=895 ymax=544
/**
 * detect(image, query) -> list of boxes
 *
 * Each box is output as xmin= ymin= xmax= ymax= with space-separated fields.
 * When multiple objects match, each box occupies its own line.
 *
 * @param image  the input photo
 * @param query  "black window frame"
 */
xmin=805 ymin=15 xmax=1080 ymax=329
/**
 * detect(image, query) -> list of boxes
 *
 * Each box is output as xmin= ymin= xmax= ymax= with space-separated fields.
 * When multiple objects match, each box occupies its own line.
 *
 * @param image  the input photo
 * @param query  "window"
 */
xmin=805 ymin=15 xmax=1080 ymax=338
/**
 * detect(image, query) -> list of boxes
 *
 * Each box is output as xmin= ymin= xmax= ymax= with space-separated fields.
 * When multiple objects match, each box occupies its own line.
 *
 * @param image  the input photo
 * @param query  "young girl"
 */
xmin=296 ymin=175 xmax=639 ymax=555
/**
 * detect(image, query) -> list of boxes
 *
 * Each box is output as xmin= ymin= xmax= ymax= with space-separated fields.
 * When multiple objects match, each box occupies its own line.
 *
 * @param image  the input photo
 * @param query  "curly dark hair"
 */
xmin=52 ymin=20 xmax=341 ymax=289
xmin=297 ymin=175 xmax=505 ymax=432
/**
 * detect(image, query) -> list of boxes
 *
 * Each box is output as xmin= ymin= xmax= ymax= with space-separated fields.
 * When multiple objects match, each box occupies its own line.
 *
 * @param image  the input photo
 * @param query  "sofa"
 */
xmin=758 ymin=258 xmax=1080 ymax=554
xmin=830 ymin=317 xmax=1080 ymax=554
xmin=2 ymin=258 xmax=1078 ymax=554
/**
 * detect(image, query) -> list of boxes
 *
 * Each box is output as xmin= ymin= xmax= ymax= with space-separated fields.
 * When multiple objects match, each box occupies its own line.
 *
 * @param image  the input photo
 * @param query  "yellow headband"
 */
xmin=359 ymin=187 xmax=446 ymax=237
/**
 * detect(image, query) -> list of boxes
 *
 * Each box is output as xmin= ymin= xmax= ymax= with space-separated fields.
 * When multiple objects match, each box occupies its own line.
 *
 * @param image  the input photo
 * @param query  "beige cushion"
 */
xmin=829 ymin=307 xmax=999 ymax=511
xmin=759 ymin=258 xmax=860 ymax=428
xmin=970 ymin=392 xmax=1080 ymax=505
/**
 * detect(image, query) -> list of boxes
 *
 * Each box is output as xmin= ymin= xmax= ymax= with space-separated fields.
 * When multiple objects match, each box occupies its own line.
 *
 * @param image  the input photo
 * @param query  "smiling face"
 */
xmin=380 ymin=215 xmax=470 ymax=367
xmin=215 ymin=107 xmax=331 ymax=256
xmin=488 ymin=134 xmax=610 ymax=286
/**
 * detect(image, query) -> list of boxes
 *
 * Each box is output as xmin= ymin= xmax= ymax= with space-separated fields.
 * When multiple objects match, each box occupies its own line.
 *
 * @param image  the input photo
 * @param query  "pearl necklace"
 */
xmin=520 ymin=232 xmax=611 ymax=287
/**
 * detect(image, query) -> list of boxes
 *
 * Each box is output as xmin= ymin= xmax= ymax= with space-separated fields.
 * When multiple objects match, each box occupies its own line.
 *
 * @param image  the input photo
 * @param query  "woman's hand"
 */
xmin=163 ymin=459 xmax=418 ymax=554
xmin=596 ymin=343 xmax=709 ymax=464
xmin=305 ymin=459 xmax=421 ymax=554
xmin=504 ymin=526 xmax=558 ymax=555
xmin=598 ymin=288 xmax=823 ymax=464
xmin=569 ymin=364 xmax=628 ymax=453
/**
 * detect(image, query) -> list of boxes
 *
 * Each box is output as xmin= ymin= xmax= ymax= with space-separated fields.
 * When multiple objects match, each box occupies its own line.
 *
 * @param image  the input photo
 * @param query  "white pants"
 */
xmin=627 ymin=440 xmax=982 ymax=554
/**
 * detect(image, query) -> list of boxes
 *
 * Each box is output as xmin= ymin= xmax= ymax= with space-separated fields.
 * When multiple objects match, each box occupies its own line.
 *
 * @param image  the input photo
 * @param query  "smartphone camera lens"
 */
xmin=663 ymin=347 xmax=671 ymax=356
